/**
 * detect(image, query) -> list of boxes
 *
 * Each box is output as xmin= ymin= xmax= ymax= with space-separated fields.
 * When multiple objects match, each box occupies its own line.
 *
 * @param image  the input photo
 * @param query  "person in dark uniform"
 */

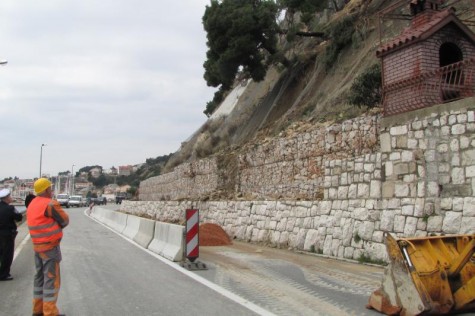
xmin=25 ymin=192 xmax=36 ymax=208
xmin=0 ymin=188 xmax=23 ymax=281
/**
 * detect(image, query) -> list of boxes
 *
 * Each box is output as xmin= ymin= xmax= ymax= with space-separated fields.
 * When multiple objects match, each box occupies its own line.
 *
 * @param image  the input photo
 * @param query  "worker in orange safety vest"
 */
xmin=27 ymin=178 xmax=69 ymax=316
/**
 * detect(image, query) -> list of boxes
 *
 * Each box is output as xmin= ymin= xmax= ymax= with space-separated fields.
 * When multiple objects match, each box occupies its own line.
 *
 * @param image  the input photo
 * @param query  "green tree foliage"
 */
xmin=323 ymin=14 xmax=357 ymax=70
xmin=203 ymin=0 xmax=280 ymax=91
xmin=347 ymin=63 xmax=382 ymax=109
xmin=278 ymin=0 xmax=325 ymax=14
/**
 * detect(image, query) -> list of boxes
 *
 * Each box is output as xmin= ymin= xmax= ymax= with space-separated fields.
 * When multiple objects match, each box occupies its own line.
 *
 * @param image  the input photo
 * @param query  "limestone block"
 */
xmin=380 ymin=133 xmax=392 ymax=153
xmin=461 ymin=136 xmax=470 ymax=149
xmin=318 ymin=201 xmax=332 ymax=215
xmin=408 ymin=138 xmax=418 ymax=149
xmin=337 ymin=186 xmax=348 ymax=199
xmin=385 ymin=161 xmax=394 ymax=177
xmin=427 ymin=216 xmax=443 ymax=232
xmin=303 ymin=217 xmax=313 ymax=229
xmin=395 ymin=183 xmax=410 ymax=197
xmin=351 ymin=208 xmax=368 ymax=221
xmin=279 ymin=231 xmax=289 ymax=246
xmin=390 ymin=152 xmax=401 ymax=161
xmin=451 ymin=168 xmax=465 ymax=185
xmin=403 ymin=217 xmax=418 ymax=236
xmin=460 ymin=217 xmax=475 ymax=234
xmin=427 ymin=181 xmax=440 ymax=197
xmin=295 ymin=229 xmax=307 ymax=249
xmin=452 ymin=153 xmax=461 ymax=166
xmin=396 ymin=136 xmax=408 ymax=148
xmin=466 ymin=166 xmax=475 ymax=178
xmin=364 ymin=163 xmax=375 ymax=173
xmin=286 ymin=218 xmax=296 ymax=232
xmin=343 ymin=246 xmax=354 ymax=259
xmin=357 ymin=183 xmax=370 ymax=198
xmin=390 ymin=125 xmax=408 ymax=135
xmin=382 ymin=182 xmax=395 ymax=198
xmin=257 ymin=229 xmax=269 ymax=242
xmin=463 ymin=197 xmax=475 ymax=217
xmin=462 ymin=149 xmax=475 ymax=165
xmin=468 ymin=110 xmax=475 ymax=122
xmin=303 ymin=229 xmax=319 ymax=251
xmin=310 ymin=204 xmax=318 ymax=216
xmin=365 ymin=242 xmax=388 ymax=262
xmin=394 ymin=215 xmax=406 ymax=232
xmin=380 ymin=210 xmax=395 ymax=231
xmin=331 ymin=239 xmax=340 ymax=256
xmin=442 ymin=212 xmax=462 ymax=234
xmin=394 ymin=163 xmax=409 ymax=176
xmin=323 ymin=235 xmax=333 ymax=255
xmin=372 ymin=231 xmax=384 ymax=243
xmin=358 ymin=221 xmax=375 ymax=240
xmin=276 ymin=218 xmax=287 ymax=231
xmin=348 ymin=184 xmax=358 ymax=199
xmin=452 ymin=124 xmax=466 ymax=135
xmin=401 ymin=150 xmax=413 ymax=162
xmin=328 ymin=188 xmax=338 ymax=199
xmin=402 ymin=205 xmax=414 ymax=216
xmin=333 ymin=226 xmax=342 ymax=239
xmin=413 ymin=198 xmax=425 ymax=217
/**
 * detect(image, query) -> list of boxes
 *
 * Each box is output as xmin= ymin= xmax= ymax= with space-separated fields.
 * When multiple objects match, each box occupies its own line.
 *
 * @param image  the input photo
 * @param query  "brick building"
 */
xmin=377 ymin=0 xmax=475 ymax=116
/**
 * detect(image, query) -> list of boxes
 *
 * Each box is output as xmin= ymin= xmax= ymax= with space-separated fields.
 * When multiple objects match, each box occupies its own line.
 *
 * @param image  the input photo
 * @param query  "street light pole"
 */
xmin=39 ymin=144 xmax=47 ymax=178
xmin=71 ymin=164 xmax=75 ymax=195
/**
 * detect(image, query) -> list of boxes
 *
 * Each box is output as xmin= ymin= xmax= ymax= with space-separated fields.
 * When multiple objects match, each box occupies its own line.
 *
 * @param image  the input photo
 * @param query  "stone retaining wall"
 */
xmin=128 ymin=99 xmax=475 ymax=262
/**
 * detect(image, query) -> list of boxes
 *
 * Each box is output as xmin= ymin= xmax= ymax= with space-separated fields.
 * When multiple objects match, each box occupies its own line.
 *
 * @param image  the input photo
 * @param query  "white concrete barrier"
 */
xmin=148 ymin=222 xmax=169 ymax=256
xmin=103 ymin=209 xmax=128 ymax=233
xmin=161 ymin=223 xmax=184 ymax=262
xmin=89 ymin=209 xmax=185 ymax=262
xmin=133 ymin=217 xmax=155 ymax=248
xmin=122 ymin=215 xmax=141 ymax=240
xmin=90 ymin=207 xmax=107 ymax=222
xmin=148 ymin=222 xmax=184 ymax=262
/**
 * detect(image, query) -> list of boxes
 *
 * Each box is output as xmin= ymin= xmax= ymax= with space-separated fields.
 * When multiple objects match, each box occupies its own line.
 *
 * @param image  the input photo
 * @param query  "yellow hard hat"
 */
xmin=34 ymin=178 xmax=52 ymax=194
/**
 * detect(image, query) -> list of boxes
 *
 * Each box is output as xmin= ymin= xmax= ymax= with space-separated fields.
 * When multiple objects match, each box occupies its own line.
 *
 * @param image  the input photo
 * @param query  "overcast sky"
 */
xmin=0 ymin=0 xmax=216 ymax=179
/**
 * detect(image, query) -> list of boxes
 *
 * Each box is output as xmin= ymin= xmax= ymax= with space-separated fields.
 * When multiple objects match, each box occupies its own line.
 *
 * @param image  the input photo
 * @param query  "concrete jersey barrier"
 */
xmin=103 ymin=209 xmax=128 ymax=233
xmin=160 ymin=223 xmax=184 ymax=262
xmin=122 ymin=215 xmax=141 ymax=240
xmin=89 ymin=209 xmax=185 ymax=262
xmin=133 ymin=217 xmax=155 ymax=248
xmin=148 ymin=222 xmax=184 ymax=262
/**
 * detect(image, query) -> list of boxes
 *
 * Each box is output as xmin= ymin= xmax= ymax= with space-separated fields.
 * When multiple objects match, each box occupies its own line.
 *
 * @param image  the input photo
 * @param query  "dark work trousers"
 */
xmin=0 ymin=233 xmax=15 ymax=279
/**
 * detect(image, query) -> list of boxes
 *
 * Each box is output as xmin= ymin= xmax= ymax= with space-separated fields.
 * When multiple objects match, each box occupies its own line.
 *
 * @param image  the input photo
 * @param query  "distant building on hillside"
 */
xmin=118 ymin=165 xmax=133 ymax=176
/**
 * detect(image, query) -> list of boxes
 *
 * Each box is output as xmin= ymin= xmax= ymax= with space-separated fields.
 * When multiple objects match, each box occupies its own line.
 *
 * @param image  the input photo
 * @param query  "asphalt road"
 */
xmin=197 ymin=241 xmax=385 ymax=316
xmin=2 ymin=206 xmax=261 ymax=316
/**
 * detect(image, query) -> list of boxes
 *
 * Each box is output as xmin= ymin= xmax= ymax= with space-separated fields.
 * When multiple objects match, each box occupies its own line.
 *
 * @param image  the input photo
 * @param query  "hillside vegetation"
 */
xmin=163 ymin=0 xmax=387 ymax=172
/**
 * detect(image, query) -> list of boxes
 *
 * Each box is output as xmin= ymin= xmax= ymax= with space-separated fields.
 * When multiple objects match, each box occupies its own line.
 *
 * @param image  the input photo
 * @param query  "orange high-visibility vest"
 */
xmin=27 ymin=197 xmax=63 ymax=246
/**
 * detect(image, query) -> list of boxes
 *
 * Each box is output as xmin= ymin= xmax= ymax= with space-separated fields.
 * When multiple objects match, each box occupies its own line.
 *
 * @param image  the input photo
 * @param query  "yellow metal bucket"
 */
xmin=367 ymin=233 xmax=475 ymax=315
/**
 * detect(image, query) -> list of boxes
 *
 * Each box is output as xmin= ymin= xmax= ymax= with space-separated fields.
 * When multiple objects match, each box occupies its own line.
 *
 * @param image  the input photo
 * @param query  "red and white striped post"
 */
xmin=185 ymin=209 xmax=199 ymax=262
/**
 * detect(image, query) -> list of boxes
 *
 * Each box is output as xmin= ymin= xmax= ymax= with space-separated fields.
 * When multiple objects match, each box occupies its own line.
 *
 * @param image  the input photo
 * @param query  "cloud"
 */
xmin=0 ymin=0 xmax=215 ymax=179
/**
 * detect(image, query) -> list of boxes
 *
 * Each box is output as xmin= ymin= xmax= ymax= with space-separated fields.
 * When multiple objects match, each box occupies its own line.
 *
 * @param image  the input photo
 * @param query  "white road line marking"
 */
xmin=13 ymin=233 xmax=31 ymax=262
xmin=85 ymin=209 xmax=276 ymax=316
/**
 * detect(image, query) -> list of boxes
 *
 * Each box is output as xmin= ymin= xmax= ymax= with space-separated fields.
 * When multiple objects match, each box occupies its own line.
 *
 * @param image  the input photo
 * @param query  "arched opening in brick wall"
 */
xmin=439 ymin=42 xmax=464 ymax=100
xmin=440 ymin=42 xmax=463 ymax=67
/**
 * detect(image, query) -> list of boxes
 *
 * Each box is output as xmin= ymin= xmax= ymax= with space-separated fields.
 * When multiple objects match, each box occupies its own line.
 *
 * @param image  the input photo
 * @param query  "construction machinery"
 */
xmin=367 ymin=233 xmax=475 ymax=315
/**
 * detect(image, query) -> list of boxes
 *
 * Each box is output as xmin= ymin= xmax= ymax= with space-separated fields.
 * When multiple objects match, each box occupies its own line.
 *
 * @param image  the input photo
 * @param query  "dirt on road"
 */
xmin=196 ymin=241 xmax=385 ymax=316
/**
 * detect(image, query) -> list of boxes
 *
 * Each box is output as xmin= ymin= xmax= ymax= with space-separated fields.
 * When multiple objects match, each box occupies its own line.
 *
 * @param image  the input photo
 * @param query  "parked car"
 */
xmin=56 ymin=194 xmax=70 ymax=208
xmin=95 ymin=196 xmax=107 ymax=205
xmin=69 ymin=195 xmax=85 ymax=207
